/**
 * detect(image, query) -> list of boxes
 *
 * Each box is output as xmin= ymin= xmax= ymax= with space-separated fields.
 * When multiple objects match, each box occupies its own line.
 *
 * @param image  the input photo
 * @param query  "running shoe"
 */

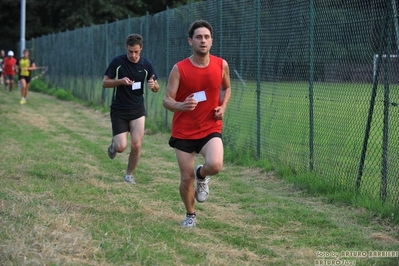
xmin=124 ymin=175 xmax=136 ymax=184
xmin=182 ymin=215 xmax=196 ymax=227
xmin=107 ymin=138 xmax=116 ymax=159
xmin=194 ymin=165 xmax=210 ymax=203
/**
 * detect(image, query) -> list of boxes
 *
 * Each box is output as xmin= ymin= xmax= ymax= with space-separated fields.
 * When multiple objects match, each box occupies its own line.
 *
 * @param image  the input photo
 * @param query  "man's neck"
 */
xmin=190 ymin=54 xmax=209 ymax=67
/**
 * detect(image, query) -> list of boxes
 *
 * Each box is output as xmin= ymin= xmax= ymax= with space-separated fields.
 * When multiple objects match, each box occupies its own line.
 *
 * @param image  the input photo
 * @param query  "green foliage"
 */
xmin=144 ymin=117 xmax=168 ymax=135
xmin=29 ymin=78 xmax=49 ymax=93
xmin=53 ymin=89 xmax=75 ymax=101
xmin=224 ymin=144 xmax=274 ymax=171
xmin=83 ymin=100 xmax=109 ymax=114
xmin=0 ymin=0 xmax=203 ymax=46
xmin=30 ymin=78 xmax=75 ymax=101
xmin=47 ymin=88 xmax=57 ymax=96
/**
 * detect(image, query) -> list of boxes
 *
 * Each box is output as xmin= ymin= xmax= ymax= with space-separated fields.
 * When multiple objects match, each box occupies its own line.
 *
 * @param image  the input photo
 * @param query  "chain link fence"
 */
xmin=26 ymin=0 xmax=399 ymax=208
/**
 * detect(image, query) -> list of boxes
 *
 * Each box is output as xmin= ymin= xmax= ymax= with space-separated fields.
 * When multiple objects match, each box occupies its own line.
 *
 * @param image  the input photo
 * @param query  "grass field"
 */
xmin=31 ymin=76 xmax=399 ymax=217
xmin=136 ymin=78 xmax=399 ymax=210
xmin=1 ymin=85 xmax=398 ymax=265
xmin=43 ymin=76 xmax=399 ymax=205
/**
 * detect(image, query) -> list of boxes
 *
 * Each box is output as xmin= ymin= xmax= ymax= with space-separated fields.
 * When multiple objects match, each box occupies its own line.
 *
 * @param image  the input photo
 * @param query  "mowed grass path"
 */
xmin=0 ymin=88 xmax=398 ymax=266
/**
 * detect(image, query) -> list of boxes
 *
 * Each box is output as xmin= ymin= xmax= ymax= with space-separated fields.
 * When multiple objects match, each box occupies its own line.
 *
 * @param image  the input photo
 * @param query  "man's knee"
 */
xmin=114 ymin=143 xmax=127 ymax=153
xmin=205 ymin=160 xmax=223 ymax=175
xmin=130 ymin=141 xmax=141 ymax=152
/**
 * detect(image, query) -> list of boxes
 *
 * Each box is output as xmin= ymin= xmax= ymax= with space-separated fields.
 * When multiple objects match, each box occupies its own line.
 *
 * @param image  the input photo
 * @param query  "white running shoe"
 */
xmin=124 ymin=175 xmax=136 ymax=185
xmin=194 ymin=165 xmax=210 ymax=203
xmin=182 ymin=215 xmax=196 ymax=227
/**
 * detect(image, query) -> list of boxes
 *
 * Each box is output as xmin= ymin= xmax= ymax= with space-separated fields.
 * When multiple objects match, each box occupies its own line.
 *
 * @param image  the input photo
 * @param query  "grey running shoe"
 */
xmin=194 ymin=165 xmax=210 ymax=203
xmin=182 ymin=215 xmax=196 ymax=227
xmin=124 ymin=175 xmax=136 ymax=184
xmin=107 ymin=138 xmax=116 ymax=159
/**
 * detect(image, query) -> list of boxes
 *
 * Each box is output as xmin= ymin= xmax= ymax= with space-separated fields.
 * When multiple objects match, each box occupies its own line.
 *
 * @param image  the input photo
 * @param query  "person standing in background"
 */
xmin=17 ymin=49 xmax=36 ymax=104
xmin=163 ymin=20 xmax=232 ymax=227
xmin=0 ymin=49 xmax=5 ymax=85
xmin=102 ymin=33 xmax=160 ymax=185
xmin=2 ymin=50 xmax=17 ymax=93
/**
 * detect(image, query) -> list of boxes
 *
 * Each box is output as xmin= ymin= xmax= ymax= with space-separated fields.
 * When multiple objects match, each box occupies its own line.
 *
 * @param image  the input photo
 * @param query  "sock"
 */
xmin=196 ymin=166 xmax=205 ymax=179
xmin=186 ymin=212 xmax=196 ymax=218
xmin=125 ymin=174 xmax=132 ymax=180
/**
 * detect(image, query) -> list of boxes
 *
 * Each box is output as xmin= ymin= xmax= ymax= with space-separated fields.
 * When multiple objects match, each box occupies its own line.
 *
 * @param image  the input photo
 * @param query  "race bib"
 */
xmin=132 ymin=81 xmax=141 ymax=90
xmin=192 ymin=91 xmax=207 ymax=102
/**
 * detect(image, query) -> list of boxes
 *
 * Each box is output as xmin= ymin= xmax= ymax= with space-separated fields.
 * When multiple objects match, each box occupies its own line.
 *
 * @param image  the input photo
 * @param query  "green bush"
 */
xmin=53 ymin=89 xmax=75 ymax=101
xmin=29 ymin=79 xmax=49 ymax=93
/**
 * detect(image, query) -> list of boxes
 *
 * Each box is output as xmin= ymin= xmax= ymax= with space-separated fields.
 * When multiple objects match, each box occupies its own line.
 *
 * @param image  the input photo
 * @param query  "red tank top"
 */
xmin=172 ymin=55 xmax=223 ymax=139
xmin=3 ymin=57 xmax=17 ymax=75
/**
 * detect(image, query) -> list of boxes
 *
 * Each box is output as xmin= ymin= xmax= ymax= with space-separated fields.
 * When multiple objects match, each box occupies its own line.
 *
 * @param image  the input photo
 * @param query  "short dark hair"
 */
xmin=125 ymin=33 xmax=143 ymax=47
xmin=188 ymin=20 xmax=213 ymax=39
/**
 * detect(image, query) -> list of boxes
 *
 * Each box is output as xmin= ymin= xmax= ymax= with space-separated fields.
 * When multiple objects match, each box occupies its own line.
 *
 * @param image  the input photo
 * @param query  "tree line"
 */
xmin=0 ymin=0 xmax=202 ymax=54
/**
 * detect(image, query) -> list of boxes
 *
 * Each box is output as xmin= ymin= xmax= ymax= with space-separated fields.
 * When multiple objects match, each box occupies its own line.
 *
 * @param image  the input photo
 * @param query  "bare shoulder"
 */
xmin=222 ymin=59 xmax=230 ymax=75
xmin=169 ymin=64 xmax=181 ymax=78
xmin=166 ymin=64 xmax=181 ymax=92
xmin=222 ymin=58 xmax=229 ymax=66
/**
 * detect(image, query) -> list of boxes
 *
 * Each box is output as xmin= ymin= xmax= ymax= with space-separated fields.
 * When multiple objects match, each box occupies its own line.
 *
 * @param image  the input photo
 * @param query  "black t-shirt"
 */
xmin=104 ymin=54 xmax=157 ymax=110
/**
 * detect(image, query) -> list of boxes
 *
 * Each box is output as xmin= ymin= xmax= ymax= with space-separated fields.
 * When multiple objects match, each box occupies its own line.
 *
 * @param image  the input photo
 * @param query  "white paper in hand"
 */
xmin=192 ymin=91 xmax=207 ymax=102
xmin=132 ymin=82 xmax=141 ymax=90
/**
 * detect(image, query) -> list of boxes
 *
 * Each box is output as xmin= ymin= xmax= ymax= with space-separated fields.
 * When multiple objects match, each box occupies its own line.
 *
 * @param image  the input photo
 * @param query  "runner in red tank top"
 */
xmin=2 ymin=51 xmax=17 ymax=93
xmin=163 ymin=20 xmax=232 ymax=227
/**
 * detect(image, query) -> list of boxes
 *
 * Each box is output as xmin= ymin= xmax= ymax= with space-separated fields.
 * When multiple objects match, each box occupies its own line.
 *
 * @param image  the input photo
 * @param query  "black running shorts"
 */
xmin=169 ymin=132 xmax=222 ymax=154
xmin=19 ymin=75 xmax=31 ymax=83
xmin=110 ymin=105 xmax=145 ymax=136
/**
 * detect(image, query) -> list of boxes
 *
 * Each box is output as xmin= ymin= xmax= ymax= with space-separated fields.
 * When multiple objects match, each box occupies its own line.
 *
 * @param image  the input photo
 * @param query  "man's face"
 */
xmin=126 ymin=44 xmax=142 ymax=63
xmin=189 ymin=27 xmax=213 ymax=55
xmin=23 ymin=51 xmax=29 ymax=58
